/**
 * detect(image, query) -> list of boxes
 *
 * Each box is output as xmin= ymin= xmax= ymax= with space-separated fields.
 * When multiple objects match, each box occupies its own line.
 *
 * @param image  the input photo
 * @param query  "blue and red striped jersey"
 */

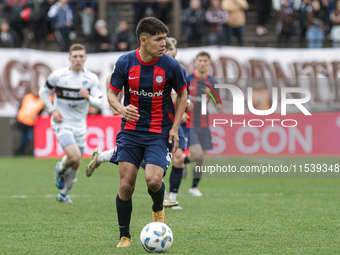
xmin=110 ymin=48 xmax=187 ymax=134
xmin=187 ymin=70 xmax=219 ymax=128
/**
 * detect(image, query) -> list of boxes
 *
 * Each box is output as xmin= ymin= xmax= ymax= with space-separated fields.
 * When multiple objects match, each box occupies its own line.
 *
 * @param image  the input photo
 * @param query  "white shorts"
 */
xmin=52 ymin=125 xmax=86 ymax=149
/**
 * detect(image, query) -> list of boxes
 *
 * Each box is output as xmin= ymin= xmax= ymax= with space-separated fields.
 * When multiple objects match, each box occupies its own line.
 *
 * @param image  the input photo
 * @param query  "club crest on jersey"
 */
xmin=155 ymin=75 xmax=164 ymax=85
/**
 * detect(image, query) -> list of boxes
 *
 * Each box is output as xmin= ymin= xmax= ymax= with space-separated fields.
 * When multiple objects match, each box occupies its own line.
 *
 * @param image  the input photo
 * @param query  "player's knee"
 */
xmin=120 ymin=181 xmax=135 ymax=195
xmin=146 ymin=179 xmax=162 ymax=192
xmin=191 ymin=151 xmax=203 ymax=162
xmin=67 ymin=154 xmax=81 ymax=166
xmin=173 ymin=151 xmax=184 ymax=167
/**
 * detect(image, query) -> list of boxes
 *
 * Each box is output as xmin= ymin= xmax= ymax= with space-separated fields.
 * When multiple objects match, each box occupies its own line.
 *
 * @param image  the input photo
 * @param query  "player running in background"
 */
xmin=107 ymin=18 xmax=187 ymax=247
xmin=187 ymin=52 xmax=223 ymax=197
xmin=162 ymin=37 xmax=189 ymax=207
xmin=39 ymin=43 xmax=103 ymax=203
xmin=85 ymin=37 xmax=188 ymax=209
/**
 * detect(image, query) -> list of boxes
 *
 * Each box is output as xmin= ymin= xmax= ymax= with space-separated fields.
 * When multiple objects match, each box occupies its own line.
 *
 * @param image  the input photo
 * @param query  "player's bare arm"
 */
xmin=171 ymin=92 xmax=191 ymax=121
xmin=169 ymin=89 xmax=187 ymax=154
xmin=39 ymin=84 xmax=63 ymax=123
xmin=171 ymin=93 xmax=177 ymax=103
xmin=106 ymin=74 xmax=123 ymax=115
xmin=107 ymin=86 xmax=140 ymax=122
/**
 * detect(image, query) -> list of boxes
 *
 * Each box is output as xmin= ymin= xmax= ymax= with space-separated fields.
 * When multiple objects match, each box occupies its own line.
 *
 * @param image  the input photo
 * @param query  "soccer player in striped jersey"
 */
xmin=187 ymin=52 xmax=223 ymax=197
xmin=85 ymin=38 xmax=186 ymax=210
xmin=162 ymin=37 xmax=188 ymax=208
xmin=108 ymin=18 xmax=187 ymax=247
xmin=39 ymin=43 xmax=103 ymax=203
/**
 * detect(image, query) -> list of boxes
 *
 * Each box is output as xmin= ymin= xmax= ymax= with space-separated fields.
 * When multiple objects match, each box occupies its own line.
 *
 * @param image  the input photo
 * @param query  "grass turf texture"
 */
xmin=0 ymin=157 xmax=339 ymax=254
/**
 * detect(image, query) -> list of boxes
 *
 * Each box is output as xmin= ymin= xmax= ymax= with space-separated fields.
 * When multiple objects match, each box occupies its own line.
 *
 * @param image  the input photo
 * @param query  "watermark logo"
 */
xmin=201 ymin=84 xmax=311 ymax=116
xmin=199 ymin=83 xmax=223 ymax=115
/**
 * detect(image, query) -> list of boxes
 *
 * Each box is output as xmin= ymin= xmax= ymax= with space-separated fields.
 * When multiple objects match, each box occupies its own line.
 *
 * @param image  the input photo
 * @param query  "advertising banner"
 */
xmin=34 ymin=113 xmax=340 ymax=157
xmin=34 ymin=115 xmax=122 ymax=158
xmin=2 ymin=47 xmax=340 ymax=117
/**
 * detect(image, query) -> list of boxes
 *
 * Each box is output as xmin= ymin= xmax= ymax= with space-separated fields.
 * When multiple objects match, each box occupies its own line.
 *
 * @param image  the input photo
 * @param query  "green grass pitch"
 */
xmin=0 ymin=156 xmax=339 ymax=254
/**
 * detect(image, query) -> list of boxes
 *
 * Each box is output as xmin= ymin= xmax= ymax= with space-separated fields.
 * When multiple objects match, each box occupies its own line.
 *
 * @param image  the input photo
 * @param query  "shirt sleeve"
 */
xmin=171 ymin=61 xmax=187 ymax=93
xmin=109 ymin=57 xmax=125 ymax=92
xmin=45 ymin=71 xmax=58 ymax=90
xmin=90 ymin=74 xmax=103 ymax=98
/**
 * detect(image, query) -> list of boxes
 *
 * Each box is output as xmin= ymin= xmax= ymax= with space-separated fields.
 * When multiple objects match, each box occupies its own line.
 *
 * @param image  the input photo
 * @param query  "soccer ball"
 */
xmin=140 ymin=222 xmax=173 ymax=253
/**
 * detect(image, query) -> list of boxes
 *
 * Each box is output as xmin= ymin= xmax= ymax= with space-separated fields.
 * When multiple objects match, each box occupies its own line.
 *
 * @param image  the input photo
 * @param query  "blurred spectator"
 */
xmin=0 ymin=19 xmax=16 ymax=48
xmin=27 ymin=0 xmax=51 ymax=46
xmin=277 ymin=0 xmax=296 ymax=47
xmin=206 ymin=0 xmax=228 ymax=45
xmin=182 ymin=0 xmax=207 ymax=46
xmin=152 ymin=0 xmax=171 ymax=25
xmin=112 ymin=21 xmax=135 ymax=52
xmin=330 ymin=0 xmax=340 ymax=46
xmin=321 ymin=0 xmax=331 ymax=34
xmin=107 ymin=2 xmax=121 ymax=34
xmin=298 ymin=0 xmax=312 ymax=47
xmin=78 ymin=0 xmax=97 ymax=37
xmin=133 ymin=2 xmax=148 ymax=30
xmin=256 ymin=0 xmax=272 ymax=35
xmin=327 ymin=0 xmax=338 ymax=32
xmin=273 ymin=0 xmax=301 ymax=10
xmin=306 ymin=0 xmax=326 ymax=48
xmin=221 ymin=0 xmax=248 ymax=46
xmin=66 ymin=1 xmax=77 ymax=40
xmin=14 ymin=88 xmax=44 ymax=155
xmin=90 ymin=19 xmax=112 ymax=53
xmin=47 ymin=0 xmax=73 ymax=52
xmin=4 ymin=0 xmax=28 ymax=47
xmin=183 ymin=0 xmax=211 ymax=9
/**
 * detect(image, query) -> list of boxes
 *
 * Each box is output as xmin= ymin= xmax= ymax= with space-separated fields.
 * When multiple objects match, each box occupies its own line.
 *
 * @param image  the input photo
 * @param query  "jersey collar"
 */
xmin=193 ymin=70 xmax=209 ymax=80
xmin=136 ymin=48 xmax=159 ymax=65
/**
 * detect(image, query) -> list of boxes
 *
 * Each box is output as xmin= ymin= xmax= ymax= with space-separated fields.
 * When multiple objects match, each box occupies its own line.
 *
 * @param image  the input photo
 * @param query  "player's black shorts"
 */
xmin=190 ymin=127 xmax=213 ymax=150
xmin=110 ymin=130 xmax=172 ymax=171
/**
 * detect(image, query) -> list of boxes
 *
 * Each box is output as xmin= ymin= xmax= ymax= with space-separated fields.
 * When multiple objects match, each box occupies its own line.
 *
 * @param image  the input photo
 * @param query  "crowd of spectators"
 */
xmin=273 ymin=0 xmax=340 ymax=48
xmin=1 ymin=0 xmax=340 ymax=51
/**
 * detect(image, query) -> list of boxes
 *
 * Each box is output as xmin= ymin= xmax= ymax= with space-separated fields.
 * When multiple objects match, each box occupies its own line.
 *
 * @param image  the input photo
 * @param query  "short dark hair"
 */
xmin=69 ymin=44 xmax=86 ymax=54
xmin=136 ymin=17 xmax=169 ymax=43
xmin=196 ymin=52 xmax=211 ymax=60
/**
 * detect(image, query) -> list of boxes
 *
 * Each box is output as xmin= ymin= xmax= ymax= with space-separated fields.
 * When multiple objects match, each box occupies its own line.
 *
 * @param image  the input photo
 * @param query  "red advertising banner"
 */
xmin=34 ymin=115 xmax=122 ymax=158
xmin=208 ymin=112 xmax=340 ymax=156
xmin=34 ymin=113 xmax=340 ymax=157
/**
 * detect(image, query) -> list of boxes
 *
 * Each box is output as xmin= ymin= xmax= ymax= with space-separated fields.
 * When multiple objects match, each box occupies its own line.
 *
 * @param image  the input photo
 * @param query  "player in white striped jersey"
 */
xmin=39 ymin=44 xmax=103 ymax=203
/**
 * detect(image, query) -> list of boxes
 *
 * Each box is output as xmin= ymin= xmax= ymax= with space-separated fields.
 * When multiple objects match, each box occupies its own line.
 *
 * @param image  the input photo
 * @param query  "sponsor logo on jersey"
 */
xmin=129 ymin=88 xmax=163 ymax=97
xmin=128 ymin=76 xmax=139 ymax=80
xmin=56 ymin=86 xmax=86 ymax=100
